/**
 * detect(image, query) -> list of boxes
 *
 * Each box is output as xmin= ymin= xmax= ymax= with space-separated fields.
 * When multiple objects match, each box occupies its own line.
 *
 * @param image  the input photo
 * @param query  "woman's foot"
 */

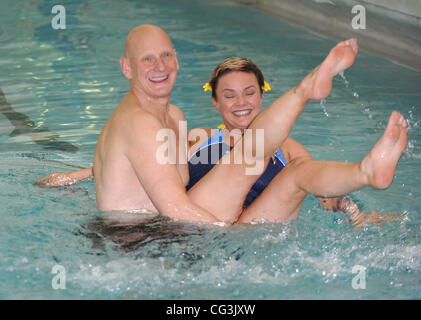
xmin=361 ymin=111 xmax=408 ymax=189
xmin=298 ymin=38 xmax=359 ymax=100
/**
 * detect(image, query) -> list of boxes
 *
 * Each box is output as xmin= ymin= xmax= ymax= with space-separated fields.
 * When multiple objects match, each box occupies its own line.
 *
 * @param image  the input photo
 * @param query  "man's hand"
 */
xmin=34 ymin=168 xmax=93 ymax=187
xmin=35 ymin=172 xmax=78 ymax=187
xmin=318 ymin=195 xmax=404 ymax=227
xmin=351 ymin=211 xmax=404 ymax=227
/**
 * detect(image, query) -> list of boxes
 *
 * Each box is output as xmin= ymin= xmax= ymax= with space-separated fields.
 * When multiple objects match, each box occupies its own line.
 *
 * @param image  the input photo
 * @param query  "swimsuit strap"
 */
xmin=273 ymin=148 xmax=287 ymax=166
xmin=190 ymin=125 xmax=287 ymax=166
xmin=188 ymin=128 xmax=225 ymax=161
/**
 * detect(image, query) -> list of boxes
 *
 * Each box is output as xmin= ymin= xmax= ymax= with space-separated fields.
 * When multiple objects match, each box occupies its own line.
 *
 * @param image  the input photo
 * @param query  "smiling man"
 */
xmin=93 ymin=25 xmax=216 ymax=220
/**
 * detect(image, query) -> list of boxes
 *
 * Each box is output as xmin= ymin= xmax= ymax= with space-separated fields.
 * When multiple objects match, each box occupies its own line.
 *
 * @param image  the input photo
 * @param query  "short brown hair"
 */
xmin=208 ymin=57 xmax=265 ymax=100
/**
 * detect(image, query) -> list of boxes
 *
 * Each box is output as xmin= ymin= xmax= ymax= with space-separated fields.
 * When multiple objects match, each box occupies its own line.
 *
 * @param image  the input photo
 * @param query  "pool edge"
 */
xmin=232 ymin=0 xmax=421 ymax=73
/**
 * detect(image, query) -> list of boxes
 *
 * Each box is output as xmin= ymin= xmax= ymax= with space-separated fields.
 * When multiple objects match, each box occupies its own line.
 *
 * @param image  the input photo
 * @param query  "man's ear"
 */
xmin=120 ymin=57 xmax=132 ymax=79
xmin=212 ymin=96 xmax=220 ymax=112
xmin=174 ymin=49 xmax=179 ymax=71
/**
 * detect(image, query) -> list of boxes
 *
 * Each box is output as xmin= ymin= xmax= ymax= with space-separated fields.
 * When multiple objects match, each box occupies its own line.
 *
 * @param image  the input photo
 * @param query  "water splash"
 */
xmin=339 ymin=71 xmax=361 ymax=101
xmin=320 ymin=99 xmax=330 ymax=117
xmin=338 ymin=71 xmax=349 ymax=88
xmin=407 ymin=106 xmax=420 ymax=130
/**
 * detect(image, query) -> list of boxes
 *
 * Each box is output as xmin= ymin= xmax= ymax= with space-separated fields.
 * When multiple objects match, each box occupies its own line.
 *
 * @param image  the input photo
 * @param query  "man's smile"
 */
xmin=149 ymin=75 xmax=169 ymax=83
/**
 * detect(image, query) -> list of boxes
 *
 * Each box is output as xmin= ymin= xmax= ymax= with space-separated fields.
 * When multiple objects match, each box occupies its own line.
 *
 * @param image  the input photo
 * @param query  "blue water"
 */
xmin=0 ymin=0 xmax=420 ymax=299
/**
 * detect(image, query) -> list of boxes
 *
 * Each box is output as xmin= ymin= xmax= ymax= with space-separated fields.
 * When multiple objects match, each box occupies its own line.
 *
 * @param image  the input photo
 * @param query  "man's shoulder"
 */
xmin=111 ymin=106 xmax=164 ymax=151
xmin=121 ymin=104 xmax=163 ymax=129
xmin=169 ymin=104 xmax=186 ymax=121
xmin=117 ymin=92 xmax=164 ymax=125
xmin=189 ymin=126 xmax=212 ymax=135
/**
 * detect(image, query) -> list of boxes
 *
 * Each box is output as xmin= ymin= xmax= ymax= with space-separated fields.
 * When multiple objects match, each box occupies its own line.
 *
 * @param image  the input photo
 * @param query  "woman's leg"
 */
xmin=238 ymin=111 xmax=408 ymax=223
xmin=188 ymin=39 xmax=361 ymax=223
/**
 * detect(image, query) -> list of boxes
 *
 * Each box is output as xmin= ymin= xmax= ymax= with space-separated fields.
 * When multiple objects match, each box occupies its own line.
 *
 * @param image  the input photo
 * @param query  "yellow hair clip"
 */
xmin=262 ymin=81 xmax=271 ymax=92
xmin=203 ymin=82 xmax=212 ymax=92
xmin=204 ymin=81 xmax=270 ymax=92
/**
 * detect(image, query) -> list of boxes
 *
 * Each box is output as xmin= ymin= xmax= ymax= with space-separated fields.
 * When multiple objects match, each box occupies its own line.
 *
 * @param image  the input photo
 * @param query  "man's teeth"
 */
xmin=233 ymin=110 xmax=252 ymax=116
xmin=150 ymin=76 xmax=168 ymax=82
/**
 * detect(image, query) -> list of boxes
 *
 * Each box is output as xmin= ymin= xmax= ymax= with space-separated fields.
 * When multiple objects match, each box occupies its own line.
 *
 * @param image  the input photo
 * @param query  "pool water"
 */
xmin=0 ymin=0 xmax=420 ymax=299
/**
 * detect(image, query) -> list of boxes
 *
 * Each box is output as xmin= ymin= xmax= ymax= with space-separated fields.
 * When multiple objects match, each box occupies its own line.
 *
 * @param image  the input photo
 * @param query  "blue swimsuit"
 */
xmin=186 ymin=128 xmax=287 ymax=207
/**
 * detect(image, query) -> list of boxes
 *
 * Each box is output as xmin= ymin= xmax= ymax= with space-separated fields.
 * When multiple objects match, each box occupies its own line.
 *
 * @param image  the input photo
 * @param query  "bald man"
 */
xmin=90 ymin=25 xmax=407 ymax=225
xmin=93 ymin=25 xmax=212 ymax=220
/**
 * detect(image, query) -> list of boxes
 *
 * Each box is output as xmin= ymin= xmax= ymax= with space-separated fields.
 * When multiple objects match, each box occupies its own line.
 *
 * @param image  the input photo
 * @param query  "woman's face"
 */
xmin=212 ymin=71 xmax=263 ymax=132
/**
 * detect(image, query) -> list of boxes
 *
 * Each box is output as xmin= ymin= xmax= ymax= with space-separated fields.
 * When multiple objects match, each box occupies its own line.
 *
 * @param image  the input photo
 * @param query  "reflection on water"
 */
xmin=82 ymin=213 xmax=207 ymax=255
xmin=0 ymin=88 xmax=78 ymax=152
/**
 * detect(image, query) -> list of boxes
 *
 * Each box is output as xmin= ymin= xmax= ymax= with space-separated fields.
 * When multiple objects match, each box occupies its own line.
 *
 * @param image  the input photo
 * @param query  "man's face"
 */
xmin=128 ymin=33 xmax=179 ymax=98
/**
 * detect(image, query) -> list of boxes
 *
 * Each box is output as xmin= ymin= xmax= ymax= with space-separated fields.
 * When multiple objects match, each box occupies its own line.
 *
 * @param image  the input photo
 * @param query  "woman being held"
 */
xmin=36 ymin=57 xmax=402 ymax=227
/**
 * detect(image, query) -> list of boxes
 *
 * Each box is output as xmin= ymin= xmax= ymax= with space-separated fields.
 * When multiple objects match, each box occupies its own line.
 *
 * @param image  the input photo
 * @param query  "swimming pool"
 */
xmin=0 ymin=0 xmax=420 ymax=299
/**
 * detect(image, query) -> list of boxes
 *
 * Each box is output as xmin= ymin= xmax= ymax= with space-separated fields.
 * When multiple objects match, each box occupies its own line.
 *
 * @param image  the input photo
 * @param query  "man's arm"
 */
xmin=35 ymin=167 xmax=93 ymax=187
xmin=319 ymin=196 xmax=403 ymax=227
xmin=125 ymin=113 xmax=222 ymax=224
